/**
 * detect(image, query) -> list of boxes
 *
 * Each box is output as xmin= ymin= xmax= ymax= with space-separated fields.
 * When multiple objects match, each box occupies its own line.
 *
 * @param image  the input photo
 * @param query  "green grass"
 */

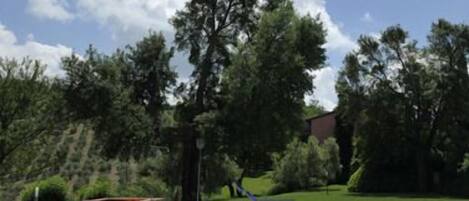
xmin=208 ymin=172 xmax=274 ymax=200
xmin=208 ymin=173 xmax=467 ymax=201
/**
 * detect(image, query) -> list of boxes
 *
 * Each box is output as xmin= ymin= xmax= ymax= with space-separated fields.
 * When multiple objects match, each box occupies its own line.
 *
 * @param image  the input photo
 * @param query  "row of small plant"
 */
xmin=1 ymin=127 xmax=77 ymax=201
xmin=19 ymin=175 xmax=168 ymax=201
xmin=6 ymin=124 xmax=147 ymax=201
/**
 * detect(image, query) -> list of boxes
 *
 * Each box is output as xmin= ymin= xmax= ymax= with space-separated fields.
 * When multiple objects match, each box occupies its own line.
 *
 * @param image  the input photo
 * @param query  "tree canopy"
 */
xmin=337 ymin=19 xmax=469 ymax=193
xmin=222 ymin=0 xmax=326 ymax=174
xmin=0 ymin=57 xmax=65 ymax=177
xmin=61 ymin=32 xmax=177 ymax=160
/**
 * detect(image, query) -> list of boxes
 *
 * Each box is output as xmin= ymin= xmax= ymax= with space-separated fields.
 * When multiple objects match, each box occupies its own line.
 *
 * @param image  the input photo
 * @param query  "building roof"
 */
xmin=305 ymin=111 xmax=336 ymax=121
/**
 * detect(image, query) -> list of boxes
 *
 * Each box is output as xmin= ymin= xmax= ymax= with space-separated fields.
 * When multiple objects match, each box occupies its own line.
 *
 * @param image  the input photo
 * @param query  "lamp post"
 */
xmin=35 ymin=187 xmax=39 ymax=201
xmin=325 ymin=171 xmax=329 ymax=195
xmin=196 ymin=138 xmax=205 ymax=201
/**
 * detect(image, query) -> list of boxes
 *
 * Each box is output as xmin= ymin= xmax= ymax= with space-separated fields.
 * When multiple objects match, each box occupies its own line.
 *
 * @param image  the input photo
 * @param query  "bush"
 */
xmin=202 ymin=154 xmax=241 ymax=195
xmin=270 ymin=136 xmax=341 ymax=193
xmin=347 ymin=165 xmax=364 ymax=192
xmin=20 ymin=176 xmax=68 ymax=201
xmin=459 ymin=153 xmax=469 ymax=173
xmin=98 ymin=161 xmax=111 ymax=172
xmin=140 ymin=154 xmax=181 ymax=187
xmin=446 ymin=153 xmax=469 ymax=196
xmin=140 ymin=153 xmax=240 ymax=196
xmin=78 ymin=177 xmax=114 ymax=200
xmin=119 ymin=178 xmax=168 ymax=197
xmin=322 ymin=138 xmax=342 ymax=182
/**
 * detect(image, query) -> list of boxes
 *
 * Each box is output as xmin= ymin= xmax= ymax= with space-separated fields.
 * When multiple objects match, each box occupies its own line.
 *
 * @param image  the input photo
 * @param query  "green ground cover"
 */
xmin=208 ymin=173 xmax=467 ymax=201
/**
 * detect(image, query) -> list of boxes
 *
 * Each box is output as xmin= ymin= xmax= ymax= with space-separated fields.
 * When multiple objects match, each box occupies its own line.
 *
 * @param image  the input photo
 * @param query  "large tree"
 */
xmin=337 ymin=20 xmax=469 ymax=193
xmin=171 ymin=0 xmax=257 ymax=200
xmin=62 ymin=32 xmax=177 ymax=159
xmin=221 ymin=0 xmax=326 ymax=193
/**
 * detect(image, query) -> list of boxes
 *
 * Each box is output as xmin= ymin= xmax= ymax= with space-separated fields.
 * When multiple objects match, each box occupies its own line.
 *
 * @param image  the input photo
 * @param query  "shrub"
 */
xmin=118 ymin=178 xmax=168 ymax=197
xmin=322 ymin=138 xmax=342 ymax=182
xmin=202 ymin=154 xmax=241 ymax=195
xmin=20 ymin=176 xmax=68 ymax=201
xmin=70 ymin=151 xmax=82 ymax=163
xmin=140 ymin=154 xmax=181 ymax=187
xmin=459 ymin=153 xmax=469 ymax=173
xmin=347 ymin=165 xmax=364 ymax=192
xmin=78 ymin=177 xmax=114 ymax=200
xmin=270 ymin=136 xmax=341 ymax=193
xmin=445 ymin=153 xmax=469 ymax=196
xmin=97 ymin=161 xmax=109 ymax=172
xmin=139 ymin=153 xmax=240 ymax=196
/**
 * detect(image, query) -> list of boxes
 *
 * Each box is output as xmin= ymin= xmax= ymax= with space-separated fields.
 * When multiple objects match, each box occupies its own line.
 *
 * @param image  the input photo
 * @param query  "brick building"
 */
xmin=305 ymin=111 xmax=336 ymax=142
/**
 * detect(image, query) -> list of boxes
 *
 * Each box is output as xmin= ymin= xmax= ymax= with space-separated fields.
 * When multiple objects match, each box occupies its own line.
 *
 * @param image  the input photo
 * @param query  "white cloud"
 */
xmin=26 ymin=0 xmax=355 ymax=54
xmin=293 ymin=0 xmax=357 ymax=53
xmin=309 ymin=67 xmax=338 ymax=111
xmin=368 ymin=32 xmax=381 ymax=39
xmin=293 ymin=0 xmax=352 ymax=109
xmin=74 ymin=0 xmax=186 ymax=42
xmin=0 ymin=23 xmax=73 ymax=77
xmin=361 ymin=12 xmax=373 ymax=23
xmin=27 ymin=0 xmax=74 ymax=22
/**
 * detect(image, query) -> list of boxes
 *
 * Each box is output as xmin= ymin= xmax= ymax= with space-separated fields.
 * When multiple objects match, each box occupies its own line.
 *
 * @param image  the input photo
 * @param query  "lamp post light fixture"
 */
xmin=196 ymin=138 xmax=205 ymax=150
xmin=196 ymin=137 xmax=205 ymax=201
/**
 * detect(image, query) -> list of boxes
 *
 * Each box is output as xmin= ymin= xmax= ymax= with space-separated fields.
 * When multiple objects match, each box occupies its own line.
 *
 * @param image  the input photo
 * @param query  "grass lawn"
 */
xmin=207 ymin=172 xmax=467 ymax=201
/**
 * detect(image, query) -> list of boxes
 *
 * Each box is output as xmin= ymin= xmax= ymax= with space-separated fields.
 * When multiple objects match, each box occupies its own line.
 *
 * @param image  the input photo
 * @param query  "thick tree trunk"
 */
xmin=227 ymin=183 xmax=235 ymax=197
xmin=416 ymin=150 xmax=428 ymax=193
xmin=181 ymin=125 xmax=199 ymax=201
xmin=181 ymin=39 xmax=215 ymax=201
xmin=235 ymin=170 xmax=246 ymax=197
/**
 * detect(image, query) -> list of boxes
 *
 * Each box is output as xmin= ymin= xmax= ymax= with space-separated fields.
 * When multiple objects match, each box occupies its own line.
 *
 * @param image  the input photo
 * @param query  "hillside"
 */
xmin=0 ymin=124 xmax=141 ymax=201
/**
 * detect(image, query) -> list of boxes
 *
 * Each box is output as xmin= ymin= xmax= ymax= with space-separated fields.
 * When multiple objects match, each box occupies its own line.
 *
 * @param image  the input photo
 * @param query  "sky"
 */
xmin=1 ymin=0 xmax=469 ymax=110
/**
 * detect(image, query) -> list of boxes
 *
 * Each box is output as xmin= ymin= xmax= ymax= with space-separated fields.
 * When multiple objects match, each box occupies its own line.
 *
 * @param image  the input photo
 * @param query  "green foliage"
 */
xmin=459 ymin=153 xmax=469 ymax=173
xmin=124 ymin=32 xmax=177 ymax=128
xmin=171 ymin=0 xmax=258 ymax=198
xmin=347 ymin=164 xmax=416 ymax=193
xmin=347 ymin=165 xmax=364 ymax=192
xmin=139 ymin=155 xmax=181 ymax=187
xmin=271 ymin=136 xmax=341 ymax=194
xmin=0 ymin=57 xmax=65 ymax=177
xmin=61 ymin=36 xmax=176 ymax=159
xmin=78 ymin=177 xmax=114 ymax=200
xmin=140 ymin=151 xmax=240 ymax=196
xmin=20 ymin=176 xmax=68 ymax=201
xmin=337 ymin=19 xmax=469 ymax=193
xmin=449 ymin=154 xmax=469 ymax=196
xmin=322 ymin=138 xmax=342 ymax=181
xmin=202 ymin=154 xmax=241 ymax=195
xmin=118 ymin=178 xmax=168 ymax=197
xmin=303 ymin=101 xmax=326 ymax=119
xmin=333 ymin=114 xmax=354 ymax=184
xmin=222 ymin=0 xmax=327 ymax=173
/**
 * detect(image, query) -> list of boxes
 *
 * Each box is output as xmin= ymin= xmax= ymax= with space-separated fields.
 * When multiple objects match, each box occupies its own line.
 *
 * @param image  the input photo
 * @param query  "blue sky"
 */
xmin=1 ymin=0 xmax=468 ymax=110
